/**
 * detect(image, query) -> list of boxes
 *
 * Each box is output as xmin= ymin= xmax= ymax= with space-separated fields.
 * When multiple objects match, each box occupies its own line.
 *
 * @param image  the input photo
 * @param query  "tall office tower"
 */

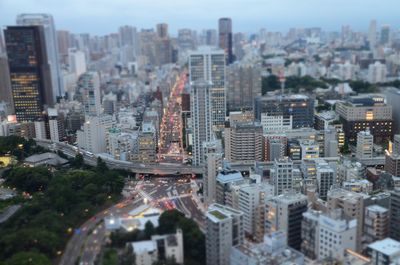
xmin=327 ymin=188 xmax=366 ymax=251
xmin=254 ymin=95 xmax=314 ymax=131
xmin=316 ymin=162 xmax=336 ymax=200
xmin=356 ymin=129 xmax=374 ymax=160
xmin=156 ymin=23 xmax=168 ymax=39
xmin=271 ymin=157 xmax=294 ymax=196
xmin=17 ymin=14 xmax=63 ymax=99
xmin=77 ymin=115 xmax=113 ymax=154
xmin=0 ymin=55 xmax=13 ymax=108
xmin=224 ymin=122 xmax=263 ymax=163
xmin=203 ymin=140 xmax=223 ymax=207
xmin=68 ymin=48 xmax=87 ymax=77
xmin=390 ymin=188 xmax=400 ymax=241
xmin=364 ymin=205 xmax=389 ymax=247
xmin=218 ymin=18 xmax=233 ymax=64
xmin=265 ymin=191 xmax=308 ymax=250
xmin=206 ymin=203 xmax=244 ymax=265
xmin=77 ymin=72 xmax=101 ymax=116
xmin=380 ymin=25 xmax=391 ymax=45
xmin=4 ymin=26 xmax=53 ymax=122
xmin=336 ymin=95 xmax=392 ymax=144
xmin=367 ymin=238 xmax=400 ymax=265
xmin=57 ymin=30 xmax=70 ymax=62
xmin=190 ymin=81 xmax=213 ymax=166
xmin=226 ymin=63 xmax=262 ymax=111
xmin=368 ymin=20 xmax=377 ymax=48
xmin=205 ymin=29 xmax=217 ymax=46
xmin=189 ymin=47 xmax=226 ymax=128
xmin=368 ymin=61 xmax=387 ymax=83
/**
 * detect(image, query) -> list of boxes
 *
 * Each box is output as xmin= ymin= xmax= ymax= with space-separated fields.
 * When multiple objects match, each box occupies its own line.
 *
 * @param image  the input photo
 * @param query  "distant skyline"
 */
xmin=1 ymin=0 xmax=399 ymax=35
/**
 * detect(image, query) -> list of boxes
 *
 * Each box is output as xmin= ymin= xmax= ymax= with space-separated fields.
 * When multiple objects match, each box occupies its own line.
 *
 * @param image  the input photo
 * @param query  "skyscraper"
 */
xmin=4 ymin=26 xmax=53 ymax=122
xmin=0 ymin=55 xmax=13 ymax=109
xmin=156 ymin=23 xmax=168 ymax=39
xmin=17 ymin=14 xmax=64 ymax=100
xmin=218 ymin=18 xmax=233 ymax=64
xmin=368 ymin=19 xmax=377 ymax=48
xmin=390 ymin=188 xmax=400 ymax=241
xmin=189 ymin=47 xmax=226 ymax=128
xmin=78 ymin=72 xmax=101 ymax=116
xmin=380 ymin=25 xmax=391 ymax=45
xmin=190 ymin=80 xmax=213 ymax=166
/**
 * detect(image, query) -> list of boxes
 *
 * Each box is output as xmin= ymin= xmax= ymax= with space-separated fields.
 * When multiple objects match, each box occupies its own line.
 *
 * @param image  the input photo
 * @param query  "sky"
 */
xmin=1 ymin=0 xmax=399 ymax=35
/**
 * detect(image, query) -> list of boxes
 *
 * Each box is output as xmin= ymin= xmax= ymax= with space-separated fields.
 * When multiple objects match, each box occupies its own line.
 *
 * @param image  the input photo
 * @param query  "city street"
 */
xmin=159 ymin=71 xmax=187 ymax=163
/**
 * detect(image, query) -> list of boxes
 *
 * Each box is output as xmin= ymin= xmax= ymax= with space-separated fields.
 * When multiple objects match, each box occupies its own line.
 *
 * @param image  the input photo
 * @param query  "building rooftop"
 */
xmin=368 ymin=238 xmax=400 ymax=256
xmin=131 ymin=240 xmax=157 ymax=253
xmin=208 ymin=210 xmax=227 ymax=220
xmin=216 ymin=170 xmax=244 ymax=184
xmin=366 ymin=204 xmax=388 ymax=213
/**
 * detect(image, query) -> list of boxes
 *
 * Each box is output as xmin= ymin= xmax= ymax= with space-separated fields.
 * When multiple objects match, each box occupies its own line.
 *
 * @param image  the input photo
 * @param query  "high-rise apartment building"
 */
xmin=17 ymin=14 xmax=64 ymax=99
xmin=380 ymin=25 xmax=391 ymax=46
xmin=190 ymin=81 xmax=213 ymax=166
xmin=189 ymin=47 xmax=226 ymax=128
xmin=336 ymin=95 xmax=392 ymax=144
xmin=4 ymin=26 xmax=53 ymax=122
xmin=206 ymin=203 xmax=244 ymax=265
xmin=368 ymin=62 xmax=387 ymax=84
xmin=68 ymin=48 xmax=87 ymax=77
xmin=224 ymin=122 xmax=263 ymax=163
xmin=364 ymin=205 xmax=389 ymax=247
xmin=218 ymin=18 xmax=233 ymax=64
xmin=77 ymin=115 xmax=113 ymax=154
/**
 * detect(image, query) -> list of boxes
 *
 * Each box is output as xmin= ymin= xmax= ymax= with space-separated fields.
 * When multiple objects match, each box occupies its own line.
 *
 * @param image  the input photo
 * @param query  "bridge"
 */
xmin=34 ymin=139 xmax=204 ymax=175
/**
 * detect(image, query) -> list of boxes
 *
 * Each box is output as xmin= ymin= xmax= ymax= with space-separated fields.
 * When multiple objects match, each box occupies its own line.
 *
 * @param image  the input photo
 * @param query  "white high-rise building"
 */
xmin=34 ymin=120 xmax=47 ymax=140
xmin=368 ymin=62 xmax=387 ymax=83
xmin=189 ymin=46 xmax=226 ymax=128
xmin=206 ymin=203 xmax=244 ymax=265
xmin=77 ymin=115 xmax=113 ymax=154
xmin=190 ymin=81 xmax=213 ymax=166
xmin=318 ymin=209 xmax=357 ymax=260
xmin=16 ymin=14 xmax=64 ymax=99
xmin=356 ymin=129 xmax=374 ymax=160
xmin=78 ymin=72 xmax=102 ymax=116
xmin=368 ymin=20 xmax=377 ymax=48
xmin=68 ymin=48 xmax=87 ymax=77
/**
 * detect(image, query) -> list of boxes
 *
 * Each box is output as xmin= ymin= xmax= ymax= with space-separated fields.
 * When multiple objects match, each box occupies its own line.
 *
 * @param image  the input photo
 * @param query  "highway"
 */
xmin=35 ymin=139 xmax=204 ymax=175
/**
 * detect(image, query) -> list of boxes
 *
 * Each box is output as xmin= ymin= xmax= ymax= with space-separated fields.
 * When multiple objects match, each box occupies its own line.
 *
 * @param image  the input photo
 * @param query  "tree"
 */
xmin=119 ymin=244 xmax=136 ymax=265
xmin=96 ymin=157 xmax=108 ymax=172
xmin=71 ymin=153 xmax=84 ymax=168
xmin=144 ymin=221 xmax=156 ymax=239
xmin=4 ymin=166 xmax=52 ymax=193
xmin=261 ymin=75 xmax=280 ymax=95
xmin=3 ymin=252 xmax=51 ymax=265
